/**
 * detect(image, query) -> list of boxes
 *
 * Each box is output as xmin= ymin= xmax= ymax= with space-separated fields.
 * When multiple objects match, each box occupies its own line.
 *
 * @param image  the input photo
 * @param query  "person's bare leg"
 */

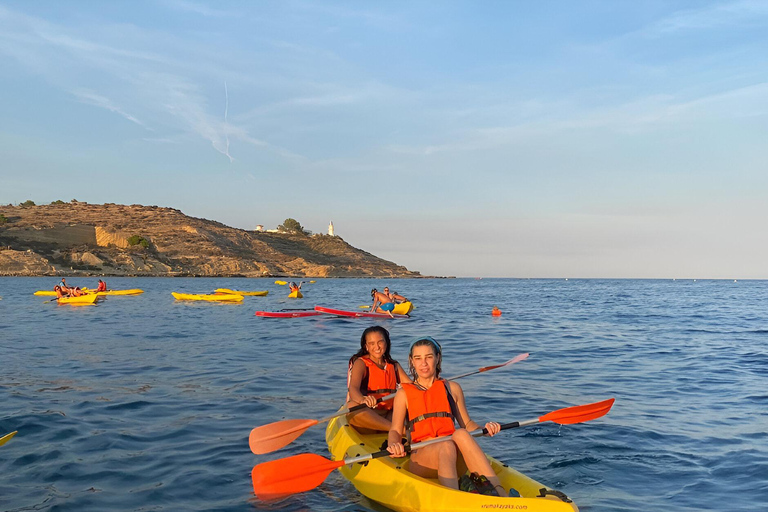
xmin=411 ymin=442 xmax=459 ymax=489
xmin=347 ymin=407 xmax=392 ymax=431
xmin=451 ymin=429 xmax=507 ymax=496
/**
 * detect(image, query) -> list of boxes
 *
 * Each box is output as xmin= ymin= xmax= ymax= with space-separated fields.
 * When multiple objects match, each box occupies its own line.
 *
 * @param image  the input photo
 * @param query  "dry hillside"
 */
xmin=0 ymin=202 xmax=420 ymax=277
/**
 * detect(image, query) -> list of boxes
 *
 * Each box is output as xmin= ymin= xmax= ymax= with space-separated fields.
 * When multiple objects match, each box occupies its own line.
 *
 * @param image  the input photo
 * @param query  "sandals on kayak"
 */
xmin=459 ymin=472 xmax=499 ymax=496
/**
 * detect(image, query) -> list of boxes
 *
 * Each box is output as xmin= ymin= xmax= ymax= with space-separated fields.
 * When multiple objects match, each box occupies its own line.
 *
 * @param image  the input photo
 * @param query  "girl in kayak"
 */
xmin=386 ymin=336 xmax=508 ymax=497
xmin=347 ymin=326 xmax=412 ymax=432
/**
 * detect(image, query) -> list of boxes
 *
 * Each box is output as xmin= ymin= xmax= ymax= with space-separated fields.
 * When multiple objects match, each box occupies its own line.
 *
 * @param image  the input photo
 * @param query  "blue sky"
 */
xmin=1 ymin=1 xmax=767 ymax=278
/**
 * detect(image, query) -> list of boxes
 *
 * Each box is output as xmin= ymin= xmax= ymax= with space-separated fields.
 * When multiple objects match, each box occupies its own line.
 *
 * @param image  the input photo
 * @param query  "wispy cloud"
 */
xmin=238 ymin=82 xmax=397 ymax=121
xmin=161 ymin=0 xmax=239 ymax=18
xmin=387 ymin=81 xmax=768 ymax=156
xmin=142 ymin=137 xmax=179 ymax=144
xmin=294 ymin=1 xmax=405 ymax=29
xmin=159 ymin=76 xmax=234 ymax=161
xmin=0 ymin=5 xmax=300 ymax=166
xmin=72 ymin=88 xmax=151 ymax=129
xmin=635 ymin=0 xmax=768 ymax=38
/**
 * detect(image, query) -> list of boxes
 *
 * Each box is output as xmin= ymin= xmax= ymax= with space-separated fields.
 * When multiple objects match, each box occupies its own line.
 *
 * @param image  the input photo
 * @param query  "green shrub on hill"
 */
xmin=51 ymin=200 xmax=65 ymax=205
xmin=127 ymin=235 xmax=150 ymax=248
xmin=0 ymin=214 xmax=8 ymax=224
xmin=20 ymin=200 xmax=36 ymax=207
xmin=277 ymin=218 xmax=310 ymax=235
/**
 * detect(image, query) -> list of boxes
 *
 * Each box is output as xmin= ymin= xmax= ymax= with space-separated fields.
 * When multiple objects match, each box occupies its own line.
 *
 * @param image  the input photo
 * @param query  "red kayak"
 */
xmin=255 ymin=311 xmax=324 ymax=318
xmin=314 ymin=306 xmax=409 ymax=319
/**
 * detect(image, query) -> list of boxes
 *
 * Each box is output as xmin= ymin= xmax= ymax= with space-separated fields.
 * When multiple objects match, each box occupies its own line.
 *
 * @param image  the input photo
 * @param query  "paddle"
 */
xmin=0 ymin=431 xmax=17 ymax=447
xmin=249 ymin=353 xmax=529 ymax=454
xmin=252 ymin=398 xmax=615 ymax=500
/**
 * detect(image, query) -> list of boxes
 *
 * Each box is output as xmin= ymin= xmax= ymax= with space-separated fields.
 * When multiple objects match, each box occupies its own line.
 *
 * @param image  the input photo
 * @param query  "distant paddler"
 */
xmin=370 ymin=288 xmax=395 ymax=318
xmin=55 ymin=282 xmax=84 ymax=298
xmin=96 ymin=279 xmax=108 ymax=292
xmin=288 ymin=281 xmax=304 ymax=298
xmin=385 ymin=286 xmax=408 ymax=304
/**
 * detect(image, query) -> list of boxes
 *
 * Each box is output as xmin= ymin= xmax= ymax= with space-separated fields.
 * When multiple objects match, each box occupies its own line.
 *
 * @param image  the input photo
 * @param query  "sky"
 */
xmin=1 ymin=1 xmax=767 ymax=278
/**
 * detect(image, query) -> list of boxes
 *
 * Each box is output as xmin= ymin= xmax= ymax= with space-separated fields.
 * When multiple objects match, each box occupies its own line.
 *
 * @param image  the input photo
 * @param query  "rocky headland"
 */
xmin=0 ymin=202 xmax=421 ymax=278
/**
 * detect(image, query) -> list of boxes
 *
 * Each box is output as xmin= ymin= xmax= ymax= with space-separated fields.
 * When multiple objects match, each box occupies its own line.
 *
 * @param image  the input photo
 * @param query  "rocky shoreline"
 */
xmin=0 ymin=202 xmax=422 ymax=278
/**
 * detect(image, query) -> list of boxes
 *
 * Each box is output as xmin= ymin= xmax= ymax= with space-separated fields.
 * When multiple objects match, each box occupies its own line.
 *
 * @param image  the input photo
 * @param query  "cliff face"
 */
xmin=0 ymin=202 xmax=420 ymax=277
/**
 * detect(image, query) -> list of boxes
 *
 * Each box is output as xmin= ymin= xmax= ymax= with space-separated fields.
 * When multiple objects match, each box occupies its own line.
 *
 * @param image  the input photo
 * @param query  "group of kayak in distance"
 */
xmin=347 ymin=325 xmax=507 ymax=496
xmin=53 ymin=278 xmax=108 ymax=298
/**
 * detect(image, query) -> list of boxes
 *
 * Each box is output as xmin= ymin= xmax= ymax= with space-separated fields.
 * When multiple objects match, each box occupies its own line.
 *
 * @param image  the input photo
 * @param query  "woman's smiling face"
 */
xmin=365 ymin=331 xmax=387 ymax=361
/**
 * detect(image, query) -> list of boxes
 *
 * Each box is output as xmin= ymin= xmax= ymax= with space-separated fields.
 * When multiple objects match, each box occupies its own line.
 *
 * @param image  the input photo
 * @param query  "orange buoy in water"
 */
xmin=492 ymin=306 xmax=502 ymax=316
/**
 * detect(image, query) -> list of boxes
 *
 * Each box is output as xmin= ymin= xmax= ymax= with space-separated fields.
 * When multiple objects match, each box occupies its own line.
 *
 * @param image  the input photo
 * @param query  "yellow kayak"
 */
xmin=57 ymin=294 xmax=100 ymax=305
xmin=288 ymin=290 xmax=303 ymax=299
xmin=275 ymin=280 xmax=287 ymax=285
xmin=325 ymin=414 xmax=579 ymax=512
xmin=35 ymin=287 xmax=91 ymax=296
xmin=393 ymin=301 xmax=413 ymax=315
xmin=35 ymin=288 xmax=143 ymax=296
xmin=171 ymin=292 xmax=243 ymax=302
xmin=215 ymin=288 xmax=269 ymax=296
xmin=92 ymin=289 xmax=144 ymax=296
xmin=374 ymin=301 xmax=414 ymax=315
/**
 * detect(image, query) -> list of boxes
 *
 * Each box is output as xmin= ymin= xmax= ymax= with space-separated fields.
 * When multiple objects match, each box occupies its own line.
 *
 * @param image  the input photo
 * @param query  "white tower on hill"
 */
xmin=328 ymin=221 xmax=335 ymax=236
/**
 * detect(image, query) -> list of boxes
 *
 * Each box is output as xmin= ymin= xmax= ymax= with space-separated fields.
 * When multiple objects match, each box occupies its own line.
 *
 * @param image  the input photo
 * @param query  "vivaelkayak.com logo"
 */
xmin=480 ymin=505 xmax=528 ymax=510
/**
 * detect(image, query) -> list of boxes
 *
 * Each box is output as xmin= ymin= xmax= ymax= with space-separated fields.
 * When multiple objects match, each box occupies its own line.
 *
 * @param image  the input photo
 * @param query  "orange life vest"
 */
xmin=353 ymin=356 xmax=399 ymax=410
xmin=402 ymin=379 xmax=456 ymax=443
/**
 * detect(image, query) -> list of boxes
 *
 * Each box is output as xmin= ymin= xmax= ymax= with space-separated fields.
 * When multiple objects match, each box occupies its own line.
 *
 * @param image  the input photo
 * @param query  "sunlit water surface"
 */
xmin=1 ymin=277 xmax=766 ymax=511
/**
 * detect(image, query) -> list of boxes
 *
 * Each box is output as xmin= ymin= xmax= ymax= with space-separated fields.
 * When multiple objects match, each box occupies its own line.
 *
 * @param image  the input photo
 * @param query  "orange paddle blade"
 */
xmin=539 ymin=398 xmax=615 ymax=425
xmin=249 ymin=419 xmax=318 ymax=454
xmin=252 ymin=453 xmax=344 ymax=500
xmin=479 ymin=353 xmax=529 ymax=372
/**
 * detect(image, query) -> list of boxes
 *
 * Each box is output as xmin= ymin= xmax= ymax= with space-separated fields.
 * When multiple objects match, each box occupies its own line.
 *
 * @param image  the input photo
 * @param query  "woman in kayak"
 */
xmin=384 ymin=286 xmax=408 ymax=304
xmin=386 ymin=336 xmax=508 ymax=497
xmin=347 ymin=326 xmax=412 ymax=432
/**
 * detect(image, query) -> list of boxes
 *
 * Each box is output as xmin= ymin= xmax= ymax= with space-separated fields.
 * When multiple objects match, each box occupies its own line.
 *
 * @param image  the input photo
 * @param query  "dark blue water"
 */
xmin=1 ymin=277 xmax=766 ymax=511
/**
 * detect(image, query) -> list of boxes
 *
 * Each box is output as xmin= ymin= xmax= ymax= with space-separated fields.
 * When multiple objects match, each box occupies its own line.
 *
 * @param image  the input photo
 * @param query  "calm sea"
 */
xmin=0 ymin=277 xmax=766 ymax=511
